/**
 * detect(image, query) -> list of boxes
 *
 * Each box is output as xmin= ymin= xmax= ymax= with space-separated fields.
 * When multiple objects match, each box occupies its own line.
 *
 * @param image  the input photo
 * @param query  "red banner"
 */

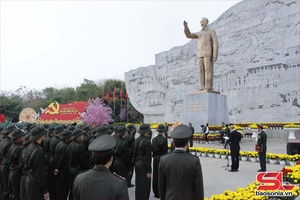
xmin=37 ymin=101 xmax=87 ymax=124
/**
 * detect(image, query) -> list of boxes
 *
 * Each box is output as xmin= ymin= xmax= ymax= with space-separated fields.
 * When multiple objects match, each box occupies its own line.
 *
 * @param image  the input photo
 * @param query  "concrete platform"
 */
xmin=128 ymin=136 xmax=300 ymax=199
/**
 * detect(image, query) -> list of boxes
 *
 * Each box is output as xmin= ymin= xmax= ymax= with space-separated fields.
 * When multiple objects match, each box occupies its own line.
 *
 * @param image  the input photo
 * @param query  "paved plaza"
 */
xmin=128 ymin=136 xmax=300 ymax=199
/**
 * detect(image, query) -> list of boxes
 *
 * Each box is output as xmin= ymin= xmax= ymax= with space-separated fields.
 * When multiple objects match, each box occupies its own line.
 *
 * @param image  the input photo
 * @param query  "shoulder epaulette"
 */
xmin=113 ymin=172 xmax=125 ymax=180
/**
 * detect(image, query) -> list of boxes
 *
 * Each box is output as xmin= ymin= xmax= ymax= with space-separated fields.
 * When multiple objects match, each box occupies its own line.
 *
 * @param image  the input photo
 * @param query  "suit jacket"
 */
xmin=184 ymin=27 xmax=218 ymax=58
xmin=73 ymin=165 xmax=129 ymax=200
xmin=228 ymin=130 xmax=241 ymax=151
xmin=158 ymin=149 xmax=204 ymax=200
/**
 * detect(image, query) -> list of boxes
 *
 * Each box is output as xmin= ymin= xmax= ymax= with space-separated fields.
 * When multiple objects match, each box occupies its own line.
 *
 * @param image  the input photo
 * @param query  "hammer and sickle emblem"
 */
xmin=45 ymin=101 xmax=60 ymax=115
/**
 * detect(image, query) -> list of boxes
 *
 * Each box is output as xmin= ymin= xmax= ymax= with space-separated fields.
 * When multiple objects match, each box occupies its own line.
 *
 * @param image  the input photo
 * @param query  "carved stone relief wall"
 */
xmin=125 ymin=0 xmax=300 ymax=123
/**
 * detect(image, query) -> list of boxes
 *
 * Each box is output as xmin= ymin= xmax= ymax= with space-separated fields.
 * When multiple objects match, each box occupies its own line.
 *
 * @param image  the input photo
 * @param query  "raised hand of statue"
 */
xmin=183 ymin=20 xmax=188 ymax=28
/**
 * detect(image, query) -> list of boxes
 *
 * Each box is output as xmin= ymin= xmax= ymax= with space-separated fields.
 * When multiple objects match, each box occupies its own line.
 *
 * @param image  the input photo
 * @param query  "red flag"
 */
xmin=120 ymin=86 xmax=123 ymax=100
xmin=107 ymin=89 xmax=110 ymax=102
xmin=101 ymin=89 xmax=104 ymax=102
xmin=113 ymin=87 xmax=116 ymax=102
xmin=126 ymin=93 xmax=129 ymax=101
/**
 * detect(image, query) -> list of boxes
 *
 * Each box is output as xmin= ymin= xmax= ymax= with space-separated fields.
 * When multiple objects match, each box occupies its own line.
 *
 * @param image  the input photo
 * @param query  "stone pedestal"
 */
xmin=183 ymin=92 xmax=229 ymax=133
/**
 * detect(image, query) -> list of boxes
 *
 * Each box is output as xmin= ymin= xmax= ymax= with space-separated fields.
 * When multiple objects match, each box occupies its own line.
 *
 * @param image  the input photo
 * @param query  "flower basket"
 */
xmin=241 ymin=156 xmax=248 ymax=161
xmin=250 ymin=157 xmax=257 ymax=162
xmin=279 ymin=160 xmax=286 ymax=166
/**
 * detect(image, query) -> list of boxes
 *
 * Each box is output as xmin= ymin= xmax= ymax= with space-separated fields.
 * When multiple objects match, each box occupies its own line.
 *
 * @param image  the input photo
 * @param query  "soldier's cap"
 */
xmin=82 ymin=126 xmax=91 ymax=132
xmin=117 ymin=126 xmax=128 ymax=136
xmin=126 ymin=124 xmax=136 ymax=131
xmin=3 ymin=125 xmax=17 ymax=135
xmin=30 ymin=126 xmax=48 ymax=141
xmin=138 ymin=123 xmax=151 ymax=134
xmin=89 ymin=135 xmax=116 ymax=156
xmin=68 ymin=125 xmax=75 ymax=131
xmin=11 ymin=129 xmax=25 ymax=141
xmin=171 ymin=124 xmax=192 ymax=139
xmin=71 ymin=128 xmax=85 ymax=140
xmin=61 ymin=129 xmax=73 ymax=140
xmin=95 ymin=126 xmax=112 ymax=137
xmin=22 ymin=134 xmax=32 ymax=146
xmin=47 ymin=126 xmax=55 ymax=134
xmin=54 ymin=125 xmax=64 ymax=134
xmin=156 ymin=124 xmax=166 ymax=132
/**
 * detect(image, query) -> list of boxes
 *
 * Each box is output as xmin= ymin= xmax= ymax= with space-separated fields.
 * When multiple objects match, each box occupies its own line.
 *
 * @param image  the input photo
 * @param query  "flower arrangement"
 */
xmin=266 ymin=153 xmax=278 ymax=160
xmin=287 ymin=154 xmax=300 ymax=162
xmin=206 ymin=148 xmax=215 ymax=154
xmin=277 ymin=154 xmax=289 ymax=161
xmin=239 ymin=151 xmax=248 ymax=157
xmin=248 ymin=123 xmax=269 ymax=129
xmin=283 ymin=123 xmax=300 ymax=128
xmin=248 ymin=152 xmax=258 ymax=158
xmin=208 ymin=180 xmax=300 ymax=200
xmin=282 ymin=165 xmax=300 ymax=184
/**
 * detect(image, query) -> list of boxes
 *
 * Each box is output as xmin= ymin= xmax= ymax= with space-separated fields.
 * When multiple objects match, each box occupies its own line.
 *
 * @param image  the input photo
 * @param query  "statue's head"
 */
xmin=200 ymin=17 xmax=209 ymax=28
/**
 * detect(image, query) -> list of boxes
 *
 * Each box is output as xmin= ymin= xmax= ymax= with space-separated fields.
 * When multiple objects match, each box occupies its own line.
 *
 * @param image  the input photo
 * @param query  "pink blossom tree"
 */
xmin=119 ymin=107 xmax=127 ymax=121
xmin=81 ymin=97 xmax=113 ymax=126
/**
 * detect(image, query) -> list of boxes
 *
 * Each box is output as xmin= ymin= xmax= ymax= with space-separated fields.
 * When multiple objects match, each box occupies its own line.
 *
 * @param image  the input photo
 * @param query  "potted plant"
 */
xmin=267 ymin=153 xmax=278 ymax=164
xmin=283 ymin=123 xmax=300 ymax=140
xmin=248 ymin=152 xmax=258 ymax=162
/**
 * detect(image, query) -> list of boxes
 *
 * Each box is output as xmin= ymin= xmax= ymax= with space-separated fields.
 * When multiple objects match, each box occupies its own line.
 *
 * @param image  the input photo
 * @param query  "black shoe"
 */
xmin=235 ymin=169 xmax=238 ymax=172
xmin=154 ymin=194 xmax=160 ymax=198
xmin=228 ymin=170 xmax=235 ymax=172
xmin=128 ymin=184 xmax=135 ymax=188
xmin=257 ymin=169 xmax=266 ymax=172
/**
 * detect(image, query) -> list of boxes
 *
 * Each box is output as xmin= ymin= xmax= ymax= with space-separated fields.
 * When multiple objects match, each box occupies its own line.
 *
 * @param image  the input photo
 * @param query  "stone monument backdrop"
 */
xmin=125 ymin=0 xmax=300 ymax=124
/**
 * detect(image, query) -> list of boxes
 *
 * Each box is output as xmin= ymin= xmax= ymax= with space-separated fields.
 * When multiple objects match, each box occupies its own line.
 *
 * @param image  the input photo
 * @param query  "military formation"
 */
xmin=0 ymin=122 xmax=204 ymax=200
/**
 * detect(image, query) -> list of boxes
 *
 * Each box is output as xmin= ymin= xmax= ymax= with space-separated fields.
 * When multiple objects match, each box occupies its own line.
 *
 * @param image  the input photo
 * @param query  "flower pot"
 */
xmin=290 ymin=161 xmax=297 ymax=166
xmin=269 ymin=159 xmax=277 ymax=164
xmin=201 ymin=153 xmax=207 ymax=157
xmin=284 ymin=128 xmax=300 ymax=140
xmin=214 ymin=154 xmax=221 ymax=158
xmin=279 ymin=160 xmax=286 ymax=166
xmin=250 ymin=157 xmax=257 ymax=162
xmin=208 ymin=153 xmax=214 ymax=158
xmin=221 ymin=155 xmax=227 ymax=159
xmin=241 ymin=156 xmax=248 ymax=161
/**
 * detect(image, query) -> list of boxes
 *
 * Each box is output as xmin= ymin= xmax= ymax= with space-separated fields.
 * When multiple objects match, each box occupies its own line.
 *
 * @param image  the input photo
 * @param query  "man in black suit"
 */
xmin=158 ymin=125 xmax=204 ymax=200
xmin=227 ymin=125 xmax=241 ymax=172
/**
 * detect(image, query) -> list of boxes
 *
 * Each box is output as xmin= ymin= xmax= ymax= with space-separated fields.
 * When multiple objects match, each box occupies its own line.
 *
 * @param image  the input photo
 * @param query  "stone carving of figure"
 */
xmin=184 ymin=18 xmax=219 ymax=91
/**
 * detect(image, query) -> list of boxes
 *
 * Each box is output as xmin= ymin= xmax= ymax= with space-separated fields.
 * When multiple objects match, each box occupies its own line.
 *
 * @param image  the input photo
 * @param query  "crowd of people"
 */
xmin=0 ymin=120 xmax=267 ymax=200
xmin=0 ymin=122 xmax=204 ymax=200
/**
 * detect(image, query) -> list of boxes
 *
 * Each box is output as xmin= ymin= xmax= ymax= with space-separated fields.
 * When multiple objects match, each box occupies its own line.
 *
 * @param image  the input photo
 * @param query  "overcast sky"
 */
xmin=0 ymin=0 xmax=241 ymax=92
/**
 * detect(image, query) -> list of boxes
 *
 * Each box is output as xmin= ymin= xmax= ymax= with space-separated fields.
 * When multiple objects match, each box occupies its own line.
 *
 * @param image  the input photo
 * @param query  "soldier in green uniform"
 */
xmin=152 ymin=124 xmax=168 ymax=198
xmin=158 ymin=125 xmax=204 ymax=200
xmin=256 ymin=124 xmax=267 ymax=172
xmin=113 ymin=126 xmax=130 ymax=184
xmin=0 ymin=125 xmax=16 ymax=200
xmin=126 ymin=124 xmax=136 ymax=187
xmin=54 ymin=129 xmax=72 ymax=200
xmin=73 ymin=134 xmax=129 ymax=200
xmin=67 ymin=128 xmax=88 ymax=200
xmin=7 ymin=129 xmax=24 ymax=200
xmin=133 ymin=123 xmax=152 ymax=200
xmin=24 ymin=126 xmax=49 ymax=200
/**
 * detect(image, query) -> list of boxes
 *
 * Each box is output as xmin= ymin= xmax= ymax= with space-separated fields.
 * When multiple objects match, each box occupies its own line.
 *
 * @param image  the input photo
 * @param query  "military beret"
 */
xmin=138 ymin=123 xmax=151 ymax=134
xmin=61 ymin=129 xmax=73 ymax=140
xmin=156 ymin=124 xmax=166 ymax=132
xmin=3 ymin=125 xmax=17 ymax=135
xmin=89 ymin=135 xmax=116 ymax=156
xmin=171 ymin=125 xmax=192 ymax=139
xmin=117 ymin=126 xmax=128 ymax=136
xmin=11 ymin=129 xmax=25 ymax=141
xmin=71 ymin=128 xmax=85 ymax=140
xmin=95 ymin=126 xmax=112 ymax=137
xmin=30 ymin=126 xmax=48 ymax=141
